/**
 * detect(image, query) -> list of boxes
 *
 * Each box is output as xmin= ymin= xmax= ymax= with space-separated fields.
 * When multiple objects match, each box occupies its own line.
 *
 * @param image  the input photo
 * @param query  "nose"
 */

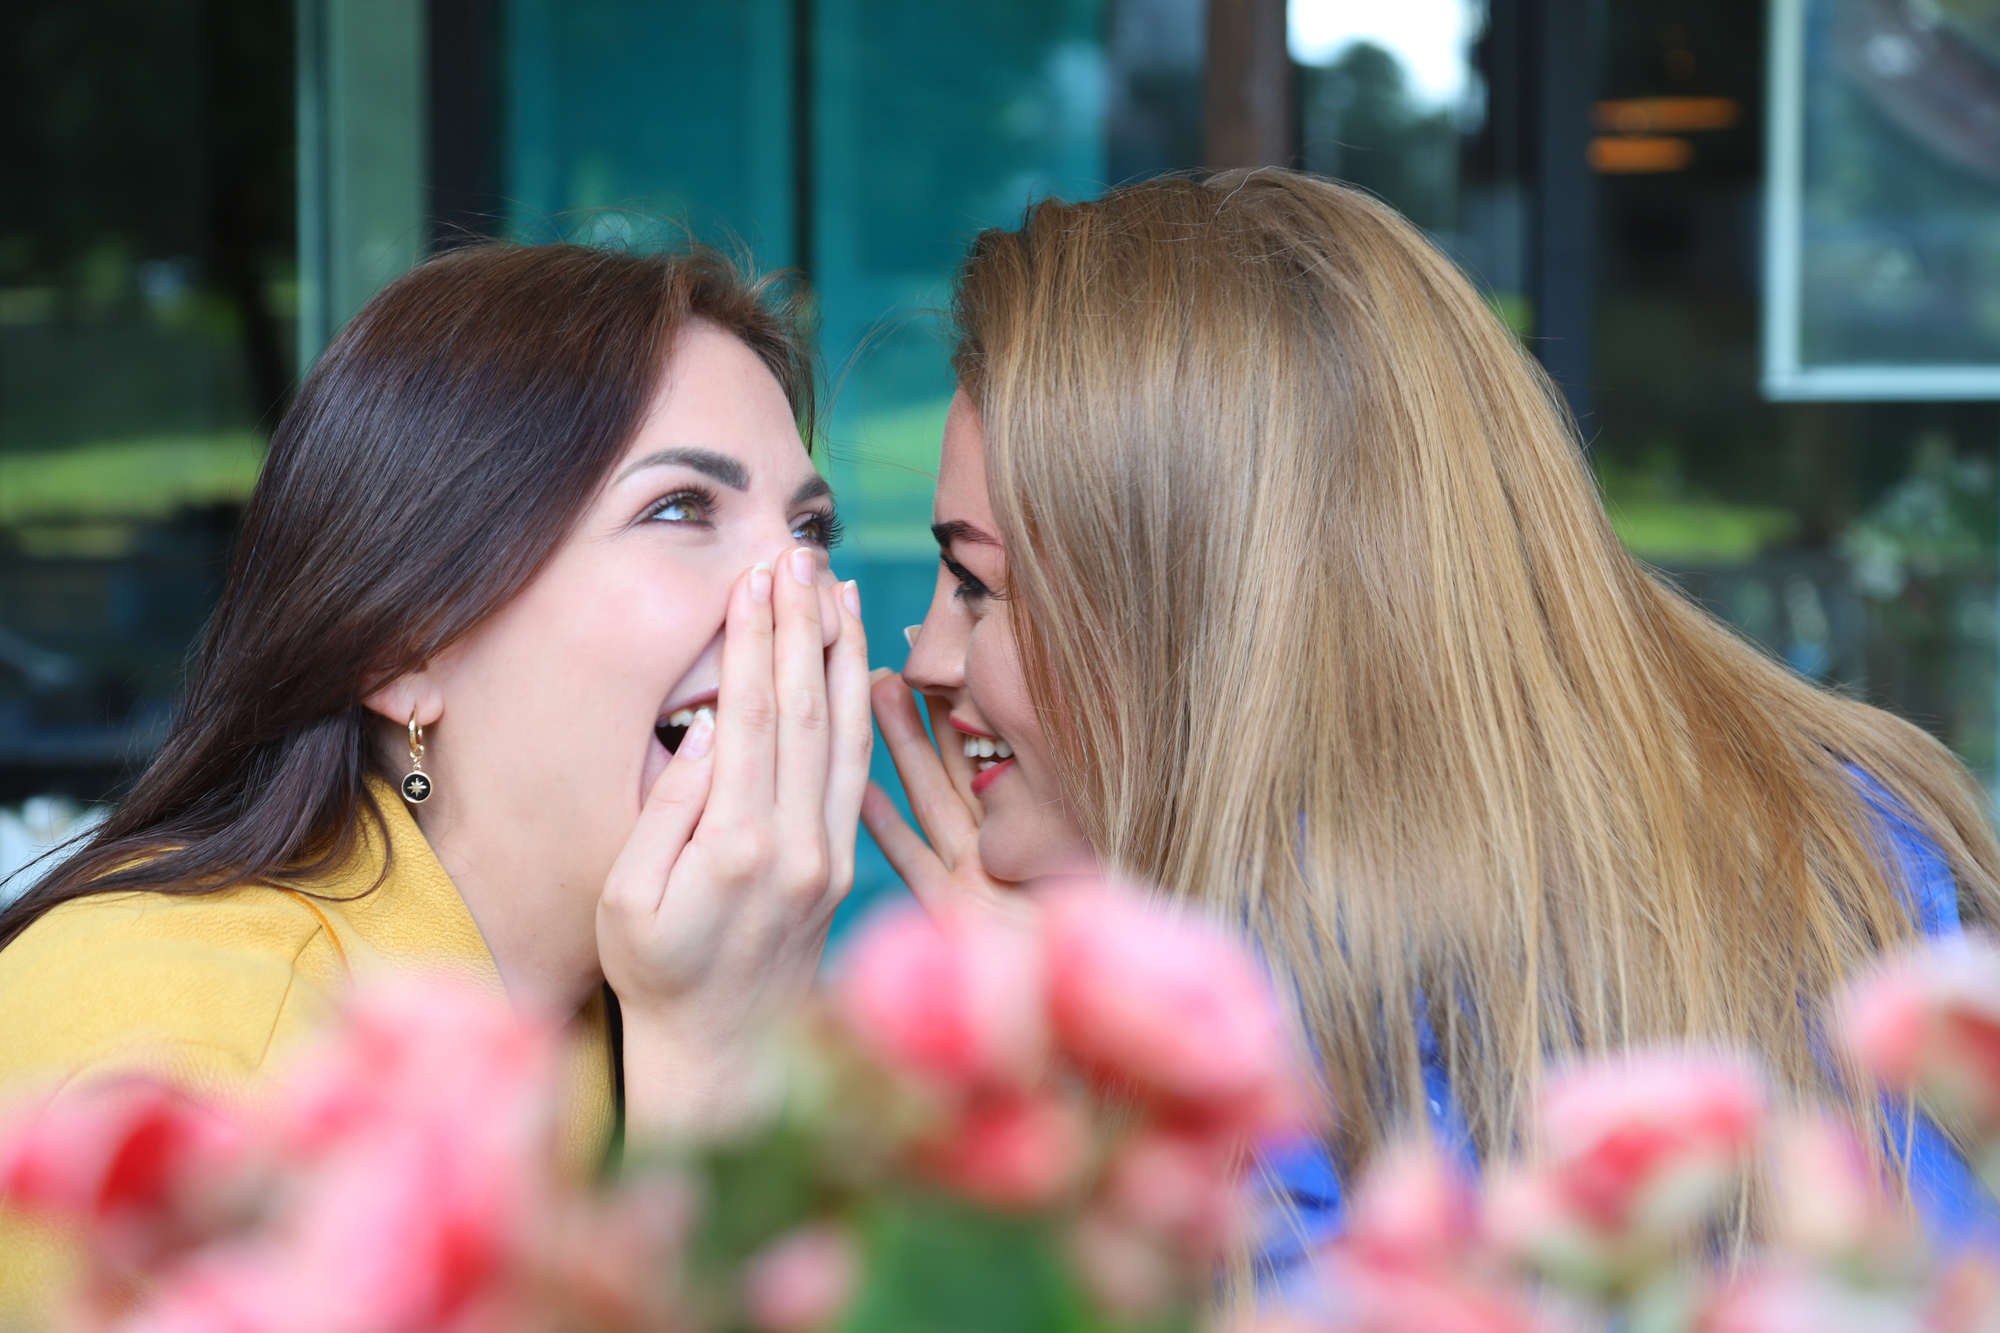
xmin=902 ymin=567 xmax=968 ymax=696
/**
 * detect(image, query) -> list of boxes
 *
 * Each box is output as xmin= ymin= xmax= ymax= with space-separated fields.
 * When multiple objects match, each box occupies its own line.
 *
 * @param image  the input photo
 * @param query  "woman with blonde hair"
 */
xmin=864 ymin=169 xmax=2000 ymax=1260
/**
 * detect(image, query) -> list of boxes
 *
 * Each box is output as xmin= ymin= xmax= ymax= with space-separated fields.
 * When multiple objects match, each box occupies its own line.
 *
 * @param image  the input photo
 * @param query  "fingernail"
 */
xmin=842 ymin=580 xmax=862 ymax=616
xmin=789 ymin=547 xmax=815 ymax=585
xmin=750 ymin=561 xmax=773 ymax=603
xmin=678 ymin=710 xmax=715 ymax=760
xmin=903 ymin=624 xmax=921 ymax=647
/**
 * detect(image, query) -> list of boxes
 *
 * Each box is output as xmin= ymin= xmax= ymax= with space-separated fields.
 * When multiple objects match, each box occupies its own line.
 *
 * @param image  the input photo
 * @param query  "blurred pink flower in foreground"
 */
xmin=741 ymin=1222 xmax=860 ymax=1333
xmin=0 ymin=976 xmax=571 ymax=1333
xmin=918 ymin=1091 xmax=1091 ymax=1210
xmin=1487 ymin=1050 xmax=1765 ymax=1291
xmin=1764 ymin=1114 xmax=1921 ymax=1281
xmin=0 ymin=1079 xmax=250 ymax=1276
xmin=1842 ymin=936 xmax=2000 ymax=1179
xmin=1304 ymin=1145 xmax=1553 ymax=1333
xmin=835 ymin=902 xmax=1048 ymax=1094
xmin=1699 ymin=1265 xmax=1932 ymax=1333
xmin=1044 ymin=884 xmax=1305 ymax=1134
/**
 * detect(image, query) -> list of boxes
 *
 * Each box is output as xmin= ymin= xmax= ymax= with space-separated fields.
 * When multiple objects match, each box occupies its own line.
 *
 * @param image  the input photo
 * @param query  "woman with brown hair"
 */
xmin=866 ymin=170 xmax=2000 ymax=1262
xmin=0 ymin=242 xmax=872 ymax=1311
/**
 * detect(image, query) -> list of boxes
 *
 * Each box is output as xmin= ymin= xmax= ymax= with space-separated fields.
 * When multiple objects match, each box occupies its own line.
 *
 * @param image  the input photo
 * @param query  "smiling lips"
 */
xmin=954 ymin=726 xmax=1015 ymax=796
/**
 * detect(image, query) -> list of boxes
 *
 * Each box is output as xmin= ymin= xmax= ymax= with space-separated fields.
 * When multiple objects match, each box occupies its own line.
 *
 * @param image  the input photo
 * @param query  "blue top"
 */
xmin=1256 ymin=772 xmax=2000 ymax=1279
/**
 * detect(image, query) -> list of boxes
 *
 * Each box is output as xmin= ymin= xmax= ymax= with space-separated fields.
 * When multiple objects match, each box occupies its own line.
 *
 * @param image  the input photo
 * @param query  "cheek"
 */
xmin=963 ymin=615 xmax=1045 ymax=762
xmin=455 ymin=552 xmax=724 ymax=768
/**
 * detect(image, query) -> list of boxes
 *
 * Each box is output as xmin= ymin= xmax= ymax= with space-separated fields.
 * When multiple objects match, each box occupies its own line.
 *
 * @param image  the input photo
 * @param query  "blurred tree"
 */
xmin=0 ymin=0 xmax=294 ymax=427
xmin=1298 ymin=42 xmax=1459 ymax=233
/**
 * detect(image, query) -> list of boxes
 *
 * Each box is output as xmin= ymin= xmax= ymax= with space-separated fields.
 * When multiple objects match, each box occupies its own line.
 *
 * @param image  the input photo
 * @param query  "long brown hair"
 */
xmin=0 ymin=241 xmax=814 ymax=950
xmin=951 ymin=171 xmax=2000 ymax=1179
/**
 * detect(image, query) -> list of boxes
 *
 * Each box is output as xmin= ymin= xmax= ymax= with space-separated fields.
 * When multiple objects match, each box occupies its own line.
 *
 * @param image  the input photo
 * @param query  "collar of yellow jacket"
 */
xmin=302 ymin=777 xmax=507 ymax=996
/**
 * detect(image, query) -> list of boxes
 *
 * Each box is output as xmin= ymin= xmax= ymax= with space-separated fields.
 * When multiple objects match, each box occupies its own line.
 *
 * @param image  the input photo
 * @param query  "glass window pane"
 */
xmin=0 ymin=0 xmax=293 ymax=812
xmin=1599 ymin=0 xmax=2000 ymax=789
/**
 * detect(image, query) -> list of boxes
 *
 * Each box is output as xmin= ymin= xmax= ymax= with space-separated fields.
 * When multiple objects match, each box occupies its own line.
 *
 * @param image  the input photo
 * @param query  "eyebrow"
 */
xmin=615 ymin=447 xmax=749 ymax=491
xmin=932 ymin=519 xmax=1000 ymax=549
xmin=791 ymin=474 xmax=833 ymax=507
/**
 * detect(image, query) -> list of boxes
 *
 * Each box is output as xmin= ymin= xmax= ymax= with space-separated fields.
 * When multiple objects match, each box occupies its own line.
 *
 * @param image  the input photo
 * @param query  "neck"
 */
xmin=407 ymin=788 xmax=605 ymax=1019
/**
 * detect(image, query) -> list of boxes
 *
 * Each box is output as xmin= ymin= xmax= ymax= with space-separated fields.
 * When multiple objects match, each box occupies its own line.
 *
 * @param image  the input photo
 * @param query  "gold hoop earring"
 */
xmin=401 ymin=713 xmax=433 ymax=804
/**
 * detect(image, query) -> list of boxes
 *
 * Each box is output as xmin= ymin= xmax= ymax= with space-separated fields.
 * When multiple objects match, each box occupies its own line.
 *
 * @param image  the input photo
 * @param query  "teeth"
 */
xmin=960 ymin=735 xmax=1013 ymax=768
xmin=692 ymin=707 xmax=714 ymax=727
xmin=668 ymin=709 xmax=694 ymax=727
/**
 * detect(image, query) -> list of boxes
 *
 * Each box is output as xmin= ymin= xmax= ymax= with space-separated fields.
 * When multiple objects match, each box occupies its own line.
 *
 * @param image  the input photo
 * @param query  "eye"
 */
xmin=941 ymin=553 xmax=991 ymax=602
xmin=644 ymin=489 xmax=713 ymax=525
xmin=793 ymin=508 xmax=844 ymax=550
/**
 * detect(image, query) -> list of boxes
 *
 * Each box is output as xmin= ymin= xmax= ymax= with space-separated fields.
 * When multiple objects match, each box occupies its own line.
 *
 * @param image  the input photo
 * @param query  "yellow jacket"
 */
xmin=0 ymin=784 xmax=615 ymax=1323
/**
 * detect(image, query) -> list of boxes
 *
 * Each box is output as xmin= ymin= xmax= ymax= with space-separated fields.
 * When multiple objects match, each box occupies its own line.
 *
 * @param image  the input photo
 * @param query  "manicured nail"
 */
xmin=842 ymin=580 xmax=862 ymax=616
xmin=789 ymin=547 xmax=815 ymax=585
xmin=679 ymin=710 xmax=715 ymax=760
xmin=903 ymin=624 xmax=921 ymax=647
xmin=750 ymin=561 xmax=773 ymax=603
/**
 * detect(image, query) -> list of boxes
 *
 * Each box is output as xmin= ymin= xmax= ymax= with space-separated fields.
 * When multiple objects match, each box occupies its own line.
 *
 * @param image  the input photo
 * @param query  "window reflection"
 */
xmin=0 ymin=0 xmax=293 ymax=806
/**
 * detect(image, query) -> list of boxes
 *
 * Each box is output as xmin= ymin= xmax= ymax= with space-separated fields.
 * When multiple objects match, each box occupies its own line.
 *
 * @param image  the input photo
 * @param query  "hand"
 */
xmin=597 ymin=548 xmax=871 ymax=1142
xmin=862 ymin=670 xmax=1023 ymax=922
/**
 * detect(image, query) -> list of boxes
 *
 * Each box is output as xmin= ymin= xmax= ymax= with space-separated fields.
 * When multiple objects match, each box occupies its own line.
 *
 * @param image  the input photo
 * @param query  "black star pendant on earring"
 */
xmin=401 ymin=713 xmax=433 ymax=804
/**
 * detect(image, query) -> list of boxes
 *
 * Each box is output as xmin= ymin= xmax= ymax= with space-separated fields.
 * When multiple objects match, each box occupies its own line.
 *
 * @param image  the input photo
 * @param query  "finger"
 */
xmin=601 ymin=714 xmax=718 ymax=920
xmin=772 ymin=546 xmax=831 ymax=822
xmin=861 ymin=782 xmax=954 ymax=908
xmin=821 ymin=579 xmax=872 ymax=891
xmin=817 ymin=569 xmax=842 ymax=649
xmin=707 ymin=561 xmax=778 ymax=824
xmin=870 ymin=671 xmax=981 ymax=863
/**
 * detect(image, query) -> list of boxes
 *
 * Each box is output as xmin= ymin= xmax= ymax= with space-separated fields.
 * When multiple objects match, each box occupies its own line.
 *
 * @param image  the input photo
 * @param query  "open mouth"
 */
xmin=657 ymin=703 xmax=716 ymax=755
xmin=961 ymin=734 xmax=1014 ymax=774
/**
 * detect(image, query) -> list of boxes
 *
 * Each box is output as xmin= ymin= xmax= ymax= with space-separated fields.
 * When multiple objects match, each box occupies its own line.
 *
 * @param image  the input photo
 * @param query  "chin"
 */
xmin=977 ymin=821 xmax=1063 ymax=886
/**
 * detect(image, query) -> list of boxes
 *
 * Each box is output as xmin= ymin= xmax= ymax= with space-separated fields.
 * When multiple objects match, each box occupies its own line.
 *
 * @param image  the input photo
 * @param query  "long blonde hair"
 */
xmin=950 ymin=170 xmax=2000 ymax=1176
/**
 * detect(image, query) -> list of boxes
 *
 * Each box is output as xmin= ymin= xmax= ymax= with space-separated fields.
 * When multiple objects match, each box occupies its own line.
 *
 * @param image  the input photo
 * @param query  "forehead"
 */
xmin=620 ymin=323 xmax=806 ymax=475
xmin=934 ymin=391 xmax=996 ymax=529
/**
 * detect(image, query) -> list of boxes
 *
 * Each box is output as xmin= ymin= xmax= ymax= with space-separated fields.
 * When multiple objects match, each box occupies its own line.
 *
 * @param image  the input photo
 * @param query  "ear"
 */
xmin=362 ymin=669 xmax=445 ymax=733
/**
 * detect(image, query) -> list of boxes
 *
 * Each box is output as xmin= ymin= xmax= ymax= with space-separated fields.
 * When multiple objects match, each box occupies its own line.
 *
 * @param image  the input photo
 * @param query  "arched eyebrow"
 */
xmin=616 ymin=447 xmax=749 ymax=490
xmin=932 ymin=519 xmax=999 ymax=548
xmin=791 ymin=474 xmax=833 ymax=507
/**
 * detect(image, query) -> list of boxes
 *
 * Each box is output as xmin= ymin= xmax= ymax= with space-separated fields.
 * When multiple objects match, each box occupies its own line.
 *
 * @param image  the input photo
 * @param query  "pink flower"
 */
xmin=919 ymin=1091 xmax=1090 ymax=1210
xmin=1071 ymin=1211 xmax=1177 ymax=1322
xmin=1100 ymin=1126 xmax=1249 ymax=1258
xmin=1042 ymin=882 xmax=1304 ymax=1131
xmin=835 ymin=902 xmax=1049 ymax=1093
xmin=0 ymin=1078 xmax=252 ymax=1274
xmin=1765 ymin=1115 xmax=1920 ymax=1279
xmin=742 ymin=1222 xmax=861 ymax=1333
xmin=0 ymin=1079 xmax=247 ymax=1224
xmin=1488 ymin=1050 xmax=1765 ymax=1289
xmin=1345 ymin=1144 xmax=1483 ymax=1273
xmin=279 ymin=975 xmax=559 ymax=1159
xmin=1927 ymin=1254 xmax=2000 ymax=1333
xmin=1701 ymin=1265 xmax=1929 ymax=1333
xmin=1841 ymin=938 xmax=2000 ymax=1135
xmin=111 ymin=975 xmax=566 ymax=1333
xmin=1307 ymin=1250 xmax=1554 ymax=1333
xmin=1294 ymin=1145 xmax=1548 ymax=1333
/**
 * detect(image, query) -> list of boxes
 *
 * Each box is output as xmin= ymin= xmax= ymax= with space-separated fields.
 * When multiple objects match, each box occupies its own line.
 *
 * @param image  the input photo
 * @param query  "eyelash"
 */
xmin=643 ymin=488 xmax=717 ymax=525
xmin=795 ymin=509 xmax=844 ymax=550
xmin=641 ymin=488 xmax=844 ymax=551
xmin=941 ymin=553 xmax=991 ymax=601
